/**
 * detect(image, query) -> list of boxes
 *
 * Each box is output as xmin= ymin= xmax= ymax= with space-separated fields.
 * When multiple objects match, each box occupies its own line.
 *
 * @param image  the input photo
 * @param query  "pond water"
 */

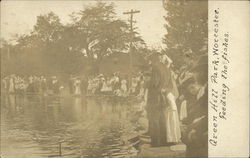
xmin=1 ymin=94 xmax=143 ymax=158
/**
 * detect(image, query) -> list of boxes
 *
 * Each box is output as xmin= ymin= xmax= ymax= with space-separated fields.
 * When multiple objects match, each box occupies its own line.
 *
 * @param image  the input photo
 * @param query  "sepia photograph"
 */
xmin=1 ymin=0 xmax=208 ymax=158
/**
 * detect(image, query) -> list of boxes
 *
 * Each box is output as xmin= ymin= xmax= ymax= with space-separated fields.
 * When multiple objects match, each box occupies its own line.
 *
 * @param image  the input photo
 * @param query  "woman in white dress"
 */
xmin=74 ymin=79 xmax=81 ymax=95
xmin=161 ymin=54 xmax=181 ymax=144
xmin=101 ymin=78 xmax=111 ymax=93
xmin=164 ymin=91 xmax=181 ymax=144
xmin=130 ymin=77 xmax=138 ymax=94
xmin=8 ymin=77 xmax=15 ymax=93
xmin=120 ymin=79 xmax=128 ymax=97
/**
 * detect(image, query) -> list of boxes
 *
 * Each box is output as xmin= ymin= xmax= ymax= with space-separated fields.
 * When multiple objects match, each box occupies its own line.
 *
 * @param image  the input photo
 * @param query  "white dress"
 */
xmin=164 ymin=92 xmax=181 ymax=143
xmin=74 ymin=80 xmax=81 ymax=95
xmin=179 ymin=100 xmax=187 ymax=121
xmin=9 ymin=78 xmax=15 ymax=93
xmin=131 ymin=78 xmax=137 ymax=93
xmin=120 ymin=79 xmax=128 ymax=96
xmin=101 ymin=81 xmax=109 ymax=92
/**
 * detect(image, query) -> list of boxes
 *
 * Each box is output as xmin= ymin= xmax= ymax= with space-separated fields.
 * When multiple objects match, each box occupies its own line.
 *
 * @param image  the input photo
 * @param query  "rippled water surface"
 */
xmin=1 ymin=94 xmax=141 ymax=158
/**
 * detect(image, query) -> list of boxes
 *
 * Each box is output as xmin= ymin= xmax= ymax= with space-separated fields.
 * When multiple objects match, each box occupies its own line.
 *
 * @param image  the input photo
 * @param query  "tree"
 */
xmin=11 ymin=12 xmax=67 ymax=75
xmin=1 ymin=39 xmax=13 ymax=76
xmin=70 ymin=1 xmax=144 ymax=73
xmin=33 ymin=12 xmax=63 ymax=43
xmin=162 ymin=0 xmax=208 ymax=69
xmin=2 ymin=2 xmax=145 ymax=76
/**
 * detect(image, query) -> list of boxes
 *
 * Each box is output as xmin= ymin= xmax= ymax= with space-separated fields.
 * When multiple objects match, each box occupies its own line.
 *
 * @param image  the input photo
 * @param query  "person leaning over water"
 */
xmin=145 ymin=53 xmax=170 ymax=147
xmin=160 ymin=54 xmax=181 ymax=145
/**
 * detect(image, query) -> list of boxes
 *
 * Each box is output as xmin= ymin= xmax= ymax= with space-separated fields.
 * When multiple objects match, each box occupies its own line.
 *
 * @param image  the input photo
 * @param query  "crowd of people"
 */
xmin=141 ymin=53 xmax=208 ymax=158
xmin=2 ymin=75 xmax=62 ymax=95
xmin=1 ymin=53 xmax=208 ymax=158
xmin=85 ymin=72 xmax=146 ymax=97
xmin=1 ymin=71 xmax=147 ymax=98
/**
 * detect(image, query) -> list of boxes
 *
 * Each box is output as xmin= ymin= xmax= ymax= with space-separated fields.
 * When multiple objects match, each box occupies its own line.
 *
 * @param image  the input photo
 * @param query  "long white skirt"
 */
xmin=179 ymin=100 xmax=187 ymax=121
xmin=74 ymin=86 xmax=81 ymax=95
xmin=164 ymin=93 xmax=181 ymax=143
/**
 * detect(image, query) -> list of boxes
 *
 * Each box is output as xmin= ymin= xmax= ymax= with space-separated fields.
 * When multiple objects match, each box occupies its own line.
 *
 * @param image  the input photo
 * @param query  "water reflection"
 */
xmin=1 ymin=94 xmax=138 ymax=158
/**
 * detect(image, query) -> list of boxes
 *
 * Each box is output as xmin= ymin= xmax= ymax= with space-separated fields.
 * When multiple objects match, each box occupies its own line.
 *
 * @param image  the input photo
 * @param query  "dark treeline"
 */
xmin=1 ymin=0 xmax=207 ymax=78
xmin=1 ymin=2 xmax=145 ymax=77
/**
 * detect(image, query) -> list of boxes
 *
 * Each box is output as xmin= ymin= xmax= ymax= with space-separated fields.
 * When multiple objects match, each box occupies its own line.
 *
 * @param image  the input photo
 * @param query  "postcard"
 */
xmin=0 ymin=0 xmax=249 ymax=158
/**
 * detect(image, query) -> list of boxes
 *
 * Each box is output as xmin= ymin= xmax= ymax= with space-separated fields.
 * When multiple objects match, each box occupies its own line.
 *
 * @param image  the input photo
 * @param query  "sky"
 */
xmin=1 ymin=0 xmax=166 ymax=48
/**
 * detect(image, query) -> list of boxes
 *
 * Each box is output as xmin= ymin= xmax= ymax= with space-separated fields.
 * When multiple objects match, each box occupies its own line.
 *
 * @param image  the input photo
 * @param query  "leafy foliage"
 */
xmin=162 ymin=0 xmax=208 ymax=69
xmin=1 ymin=2 xmax=145 ymax=76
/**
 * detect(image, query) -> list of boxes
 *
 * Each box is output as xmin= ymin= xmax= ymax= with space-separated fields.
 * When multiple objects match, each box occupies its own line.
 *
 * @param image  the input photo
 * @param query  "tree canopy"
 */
xmin=162 ymin=0 xmax=208 ymax=69
xmin=1 ymin=2 xmax=145 ymax=76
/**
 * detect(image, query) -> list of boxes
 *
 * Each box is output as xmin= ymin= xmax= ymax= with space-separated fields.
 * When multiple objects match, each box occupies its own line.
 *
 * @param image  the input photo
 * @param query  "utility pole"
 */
xmin=123 ymin=9 xmax=140 ymax=86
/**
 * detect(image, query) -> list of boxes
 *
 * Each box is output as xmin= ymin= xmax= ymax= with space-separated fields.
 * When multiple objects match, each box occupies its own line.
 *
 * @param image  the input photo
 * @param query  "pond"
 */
xmin=1 ymin=94 xmax=144 ymax=158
